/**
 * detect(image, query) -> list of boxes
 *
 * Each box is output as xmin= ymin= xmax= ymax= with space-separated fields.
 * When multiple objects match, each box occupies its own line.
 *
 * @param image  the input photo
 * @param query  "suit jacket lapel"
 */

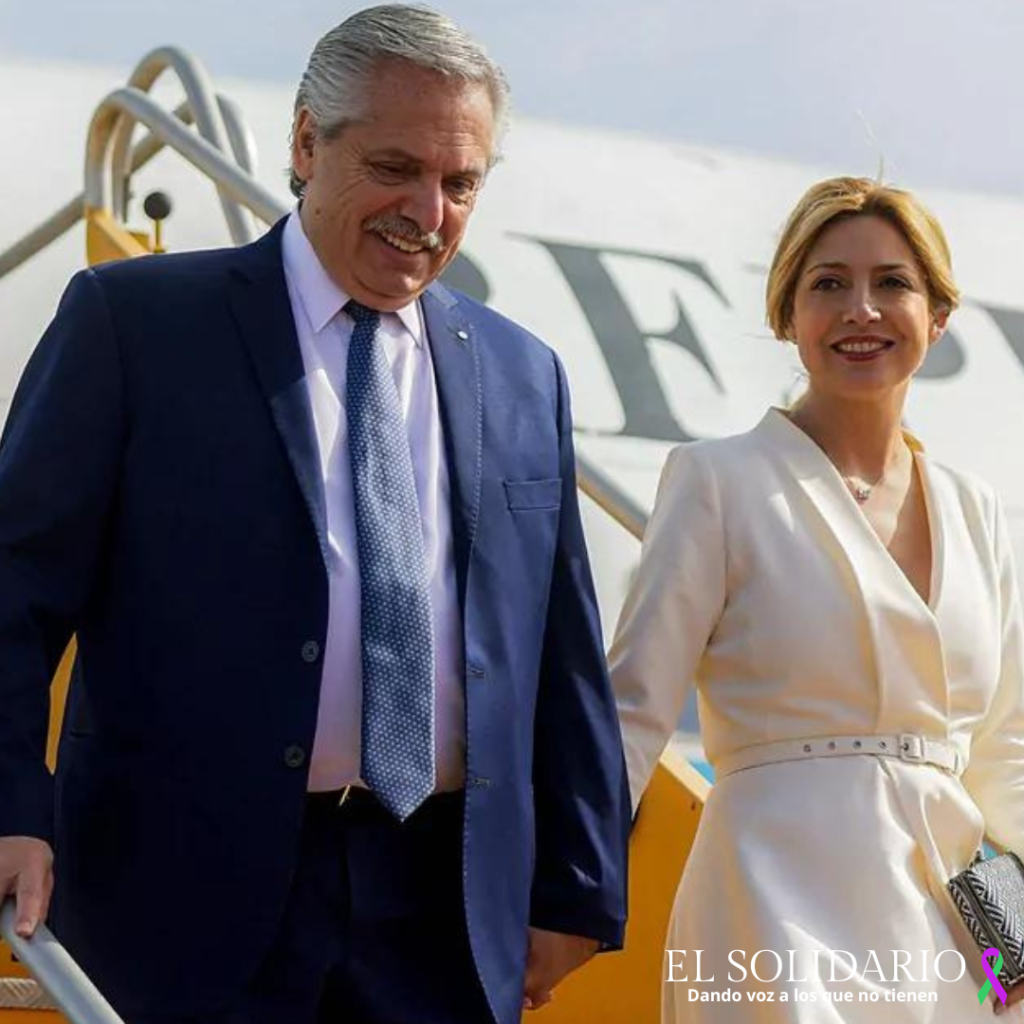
xmin=422 ymin=281 xmax=482 ymax=605
xmin=226 ymin=219 xmax=329 ymax=566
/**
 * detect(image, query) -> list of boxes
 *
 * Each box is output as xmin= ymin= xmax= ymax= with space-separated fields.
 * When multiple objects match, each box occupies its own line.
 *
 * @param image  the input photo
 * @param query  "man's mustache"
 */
xmin=364 ymin=214 xmax=443 ymax=253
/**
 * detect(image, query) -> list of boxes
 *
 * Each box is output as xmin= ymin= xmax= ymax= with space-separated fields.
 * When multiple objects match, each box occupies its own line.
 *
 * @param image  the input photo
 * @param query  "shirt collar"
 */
xmin=281 ymin=209 xmax=424 ymax=346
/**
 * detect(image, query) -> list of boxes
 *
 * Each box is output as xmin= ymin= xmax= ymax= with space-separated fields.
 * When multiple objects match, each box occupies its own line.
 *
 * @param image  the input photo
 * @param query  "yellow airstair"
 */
xmin=0 ymin=47 xmax=708 ymax=1024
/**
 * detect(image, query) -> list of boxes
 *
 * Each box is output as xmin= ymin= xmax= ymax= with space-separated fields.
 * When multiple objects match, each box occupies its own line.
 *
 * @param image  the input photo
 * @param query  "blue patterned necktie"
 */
xmin=345 ymin=299 xmax=436 ymax=820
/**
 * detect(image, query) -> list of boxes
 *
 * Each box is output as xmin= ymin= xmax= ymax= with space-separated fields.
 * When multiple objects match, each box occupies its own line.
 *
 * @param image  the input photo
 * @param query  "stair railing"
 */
xmin=0 ymin=897 xmax=125 ymax=1024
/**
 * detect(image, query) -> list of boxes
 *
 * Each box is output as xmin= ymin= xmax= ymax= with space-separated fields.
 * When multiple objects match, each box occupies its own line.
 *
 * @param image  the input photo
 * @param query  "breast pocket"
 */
xmin=503 ymin=478 xmax=562 ymax=512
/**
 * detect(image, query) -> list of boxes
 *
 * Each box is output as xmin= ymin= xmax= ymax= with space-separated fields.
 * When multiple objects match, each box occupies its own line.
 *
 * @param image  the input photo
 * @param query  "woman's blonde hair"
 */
xmin=766 ymin=176 xmax=960 ymax=341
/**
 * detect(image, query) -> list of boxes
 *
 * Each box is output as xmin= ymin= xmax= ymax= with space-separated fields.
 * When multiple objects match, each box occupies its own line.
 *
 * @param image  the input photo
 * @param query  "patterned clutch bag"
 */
xmin=948 ymin=852 xmax=1024 ymax=990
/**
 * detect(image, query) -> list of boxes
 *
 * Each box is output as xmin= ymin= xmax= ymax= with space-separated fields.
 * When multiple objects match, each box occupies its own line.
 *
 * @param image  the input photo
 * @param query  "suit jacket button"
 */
xmin=301 ymin=640 xmax=320 ymax=663
xmin=284 ymin=745 xmax=306 ymax=769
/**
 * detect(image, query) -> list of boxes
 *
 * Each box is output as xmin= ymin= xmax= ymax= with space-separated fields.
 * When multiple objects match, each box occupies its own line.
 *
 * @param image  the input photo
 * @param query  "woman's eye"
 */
xmin=881 ymin=276 xmax=911 ymax=289
xmin=811 ymin=277 xmax=842 ymax=292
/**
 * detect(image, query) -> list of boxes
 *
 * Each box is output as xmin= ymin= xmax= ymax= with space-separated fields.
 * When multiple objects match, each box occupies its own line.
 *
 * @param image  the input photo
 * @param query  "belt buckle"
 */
xmin=898 ymin=734 xmax=925 ymax=763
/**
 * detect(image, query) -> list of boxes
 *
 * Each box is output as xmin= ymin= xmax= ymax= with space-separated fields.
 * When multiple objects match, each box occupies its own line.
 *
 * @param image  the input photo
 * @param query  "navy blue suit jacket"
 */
xmin=0 ymin=221 xmax=629 ymax=1023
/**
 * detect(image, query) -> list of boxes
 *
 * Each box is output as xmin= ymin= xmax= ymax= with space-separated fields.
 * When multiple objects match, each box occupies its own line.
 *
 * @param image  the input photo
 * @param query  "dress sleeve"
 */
xmin=961 ymin=496 xmax=1024 ymax=854
xmin=608 ymin=443 xmax=727 ymax=814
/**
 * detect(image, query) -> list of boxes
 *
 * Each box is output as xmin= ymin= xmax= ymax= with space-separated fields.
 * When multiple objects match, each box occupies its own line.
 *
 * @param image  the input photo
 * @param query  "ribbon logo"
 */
xmin=978 ymin=947 xmax=1007 ymax=1006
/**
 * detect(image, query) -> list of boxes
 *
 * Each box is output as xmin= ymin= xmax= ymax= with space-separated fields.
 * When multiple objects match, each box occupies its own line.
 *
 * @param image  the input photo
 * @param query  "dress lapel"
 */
xmin=760 ymin=408 xmax=941 ymax=617
xmin=226 ymin=219 xmax=329 ymax=566
xmin=913 ymin=447 xmax=947 ymax=618
xmin=757 ymin=407 xmax=880 ymax=618
xmin=421 ymin=281 xmax=481 ymax=606
xmin=757 ymin=408 xmax=950 ymax=723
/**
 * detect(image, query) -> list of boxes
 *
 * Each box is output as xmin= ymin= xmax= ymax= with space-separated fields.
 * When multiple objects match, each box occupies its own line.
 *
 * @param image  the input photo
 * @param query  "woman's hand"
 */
xmin=522 ymin=927 xmax=600 ymax=1010
xmin=994 ymin=979 xmax=1024 ymax=1014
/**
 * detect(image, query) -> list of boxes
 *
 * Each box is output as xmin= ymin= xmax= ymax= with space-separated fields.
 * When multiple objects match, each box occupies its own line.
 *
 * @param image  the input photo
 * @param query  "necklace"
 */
xmin=780 ymin=408 xmax=905 ymax=505
xmin=843 ymin=475 xmax=879 ymax=504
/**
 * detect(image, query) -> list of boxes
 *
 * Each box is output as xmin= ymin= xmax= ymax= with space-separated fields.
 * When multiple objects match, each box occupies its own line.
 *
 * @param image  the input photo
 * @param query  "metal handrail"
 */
xmin=216 ymin=94 xmax=259 ymax=178
xmin=578 ymin=457 xmax=647 ymax=541
xmin=0 ymin=898 xmax=125 ymax=1024
xmin=0 ymin=90 xmax=253 ymax=284
xmin=0 ymin=100 xmax=192 ymax=282
xmin=109 ymin=47 xmax=256 ymax=244
xmin=84 ymin=87 xmax=283 ymax=226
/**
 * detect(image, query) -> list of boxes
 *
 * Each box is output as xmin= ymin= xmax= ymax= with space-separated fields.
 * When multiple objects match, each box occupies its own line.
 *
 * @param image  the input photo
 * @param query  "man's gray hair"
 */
xmin=290 ymin=4 xmax=510 ymax=197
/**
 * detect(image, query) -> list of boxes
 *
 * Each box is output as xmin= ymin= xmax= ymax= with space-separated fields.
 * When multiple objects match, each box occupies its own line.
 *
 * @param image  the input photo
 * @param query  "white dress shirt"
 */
xmin=281 ymin=210 xmax=465 ymax=792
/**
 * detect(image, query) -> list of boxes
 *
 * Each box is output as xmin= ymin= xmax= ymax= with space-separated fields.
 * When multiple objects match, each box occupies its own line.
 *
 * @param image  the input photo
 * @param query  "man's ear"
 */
xmin=290 ymin=108 xmax=317 ymax=184
xmin=929 ymin=306 xmax=950 ymax=345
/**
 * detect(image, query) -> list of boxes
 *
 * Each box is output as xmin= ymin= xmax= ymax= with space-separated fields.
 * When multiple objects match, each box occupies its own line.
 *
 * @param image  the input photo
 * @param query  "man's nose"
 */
xmin=401 ymin=180 xmax=445 ymax=237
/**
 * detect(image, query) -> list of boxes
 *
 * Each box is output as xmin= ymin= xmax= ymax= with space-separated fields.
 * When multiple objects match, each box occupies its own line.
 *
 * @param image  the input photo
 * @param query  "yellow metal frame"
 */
xmin=84 ymin=208 xmax=150 ymax=266
xmin=0 ymin=208 xmax=710 ymax=1023
xmin=0 ymin=1012 xmax=57 ymax=1024
xmin=538 ymin=752 xmax=708 ymax=1023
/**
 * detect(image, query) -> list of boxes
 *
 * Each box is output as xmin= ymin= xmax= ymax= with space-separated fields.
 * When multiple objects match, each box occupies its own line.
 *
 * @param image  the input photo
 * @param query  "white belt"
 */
xmin=713 ymin=733 xmax=965 ymax=779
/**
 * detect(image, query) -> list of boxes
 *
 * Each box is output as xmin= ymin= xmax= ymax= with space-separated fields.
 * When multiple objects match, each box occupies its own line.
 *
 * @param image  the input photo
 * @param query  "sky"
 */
xmin=0 ymin=0 xmax=1022 ymax=198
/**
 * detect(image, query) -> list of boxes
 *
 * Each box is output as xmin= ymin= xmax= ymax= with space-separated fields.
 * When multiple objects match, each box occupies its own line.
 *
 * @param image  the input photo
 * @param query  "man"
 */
xmin=0 ymin=6 xmax=629 ymax=1024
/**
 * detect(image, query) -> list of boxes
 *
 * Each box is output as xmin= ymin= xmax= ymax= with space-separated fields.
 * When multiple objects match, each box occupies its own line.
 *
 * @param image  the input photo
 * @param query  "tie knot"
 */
xmin=345 ymin=299 xmax=380 ymax=328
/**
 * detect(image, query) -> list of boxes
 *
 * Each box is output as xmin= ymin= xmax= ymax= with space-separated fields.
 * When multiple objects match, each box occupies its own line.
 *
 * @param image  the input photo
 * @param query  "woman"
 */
xmin=610 ymin=176 xmax=1024 ymax=1021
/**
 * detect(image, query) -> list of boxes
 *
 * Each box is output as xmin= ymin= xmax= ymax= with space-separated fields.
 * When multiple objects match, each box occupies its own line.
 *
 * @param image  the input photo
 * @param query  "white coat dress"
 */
xmin=610 ymin=408 xmax=1024 ymax=1022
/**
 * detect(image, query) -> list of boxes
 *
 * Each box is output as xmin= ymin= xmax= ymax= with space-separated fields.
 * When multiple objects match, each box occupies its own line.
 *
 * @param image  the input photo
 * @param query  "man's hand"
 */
xmin=0 ymin=836 xmax=54 ymax=938
xmin=522 ymin=926 xmax=600 ymax=1011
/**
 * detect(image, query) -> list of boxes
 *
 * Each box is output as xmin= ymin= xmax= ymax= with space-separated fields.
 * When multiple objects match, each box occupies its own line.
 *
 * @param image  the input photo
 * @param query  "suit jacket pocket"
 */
xmin=504 ymin=478 xmax=562 ymax=512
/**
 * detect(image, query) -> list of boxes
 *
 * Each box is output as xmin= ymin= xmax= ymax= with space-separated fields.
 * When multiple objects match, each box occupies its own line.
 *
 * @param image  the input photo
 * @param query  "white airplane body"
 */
xmin=2 ymin=56 xmax=1023 ymax=635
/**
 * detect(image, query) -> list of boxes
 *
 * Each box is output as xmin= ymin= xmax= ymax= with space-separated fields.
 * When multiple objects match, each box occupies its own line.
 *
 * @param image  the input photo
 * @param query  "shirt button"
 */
xmin=283 ymin=745 xmax=306 ymax=769
xmin=301 ymin=640 xmax=320 ymax=664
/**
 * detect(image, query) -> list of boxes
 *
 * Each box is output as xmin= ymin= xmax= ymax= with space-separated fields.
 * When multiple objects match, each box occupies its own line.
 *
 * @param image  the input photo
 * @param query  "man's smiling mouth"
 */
xmin=375 ymin=228 xmax=427 ymax=254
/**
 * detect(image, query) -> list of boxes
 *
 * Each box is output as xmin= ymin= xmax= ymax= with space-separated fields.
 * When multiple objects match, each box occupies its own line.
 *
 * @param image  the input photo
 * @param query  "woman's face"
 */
xmin=788 ymin=214 xmax=947 ymax=404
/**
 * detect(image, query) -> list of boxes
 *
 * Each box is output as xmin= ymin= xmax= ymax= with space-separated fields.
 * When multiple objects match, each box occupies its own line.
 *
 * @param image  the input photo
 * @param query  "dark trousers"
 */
xmin=132 ymin=789 xmax=494 ymax=1024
